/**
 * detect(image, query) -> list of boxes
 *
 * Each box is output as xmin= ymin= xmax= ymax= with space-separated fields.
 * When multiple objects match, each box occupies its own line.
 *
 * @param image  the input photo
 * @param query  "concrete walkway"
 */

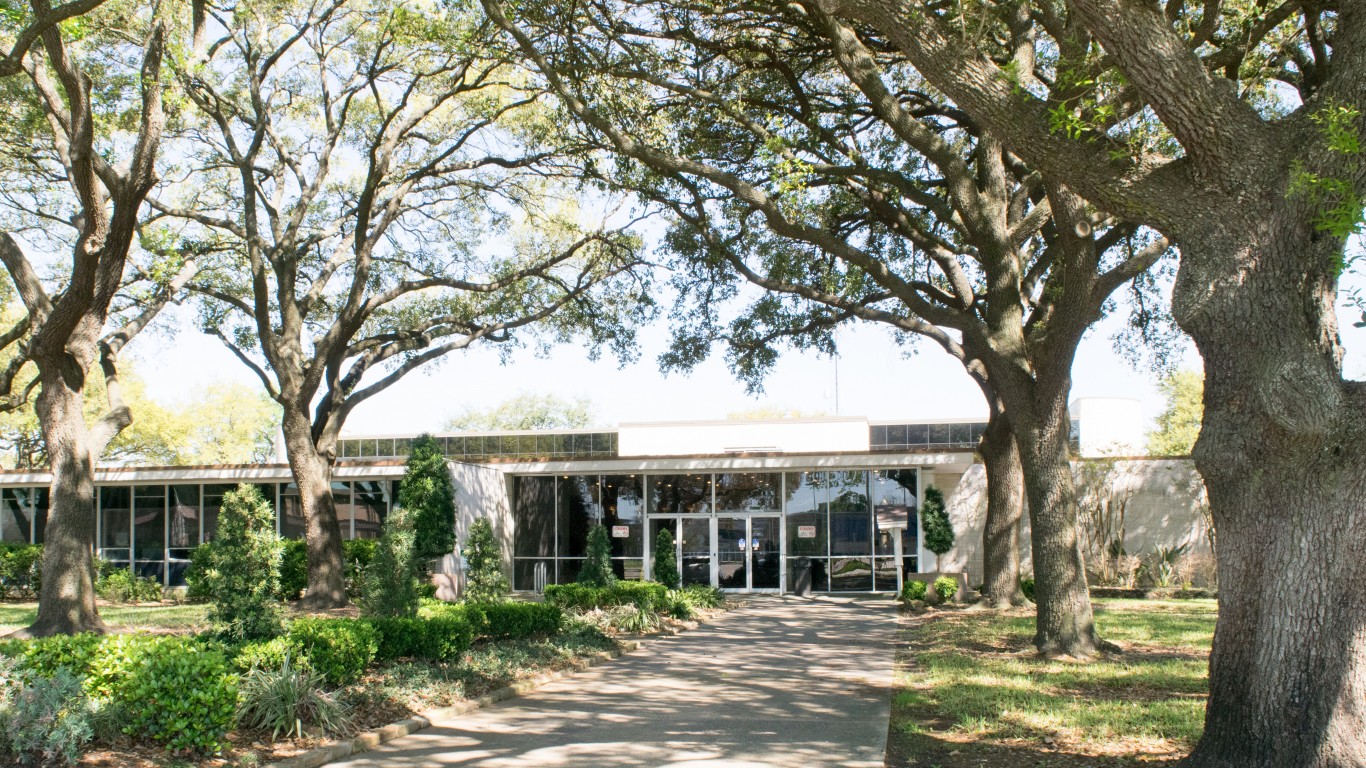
xmin=330 ymin=595 xmax=899 ymax=768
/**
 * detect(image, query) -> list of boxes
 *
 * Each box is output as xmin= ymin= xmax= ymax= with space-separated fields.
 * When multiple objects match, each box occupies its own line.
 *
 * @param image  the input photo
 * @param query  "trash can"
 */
xmin=793 ymin=557 xmax=812 ymax=597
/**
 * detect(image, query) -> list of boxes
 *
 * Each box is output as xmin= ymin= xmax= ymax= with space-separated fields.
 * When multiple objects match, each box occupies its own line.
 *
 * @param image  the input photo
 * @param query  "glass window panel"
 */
xmin=99 ymin=486 xmax=131 ymax=563
xmin=514 ymin=559 xmax=553 ymax=591
xmin=614 ymin=558 xmax=644 ymax=581
xmin=608 ymin=433 xmax=618 ymax=454
xmin=650 ymin=474 xmax=712 ymax=515
xmin=716 ymin=472 xmax=781 ymax=515
xmin=972 ymin=423 xmax=987 ymax=443
xmin=512 ymin=477 xmax=555 ymax=558
xmin=557 ymin=558 xmax=584 ymax=584
xmin=829 ymin=471 xmax=871 ymax=556
xmin=201 ymin=484 xmax=235 ymax=541
xmin=168 ymin=485 xmax=200 ymax=549
xmin=950 ymin=423 xmax=972 ymax=445
xmin=874 ymin=558 xmax=900 ymax=591
xmin=784 ymin=472 xmax=828 ymax=556
xmin=788 ymin=557 xmax=829 ymax=592
xmin=376 ymin=439 xmax=395 ymax=457
xmin=929 ymin=423 xmax=951 ymax=445
xmin=907 ymin=424 xmax=929 ymax=445
xmin=601 ymin=475 xmax=644 ymax=558
xmin=352 ymin=480 xmax=389 ymax=539
xmin=830 ymin=557 xmax=872 ymax=591
xmin=280 ymin=483 xmax=306 ymax=539
xmin=648 ymin=518 xmax=677 ymax=583
xmin=1 ymin=488 xmax=35 ymax=543
xmin=556 ymin=476 xmax=600 ymax=557
xmin=32 ymin=488 xmax=47 ymax=544
xmin=679 ymin=517 xmax=711 ymax=587
xmin=870 ymin=425 xmax=887 ymax=447
xmin=340 ymin=440 xmax=358 ymax=458
xmin=517 ymin=434 xmax=537 ymax=456
xmin=359 ymin=440 xmax=375 ymax=458
xmin=393 ymin=438 xmax=411 ymax=457
xmin=888 ymin=425 xmax=907 ymax=447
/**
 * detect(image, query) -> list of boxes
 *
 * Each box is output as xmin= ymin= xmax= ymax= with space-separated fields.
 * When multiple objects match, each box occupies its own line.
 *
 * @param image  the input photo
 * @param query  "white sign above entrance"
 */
xmin=611 ymin=525 xmax=630 ymax=538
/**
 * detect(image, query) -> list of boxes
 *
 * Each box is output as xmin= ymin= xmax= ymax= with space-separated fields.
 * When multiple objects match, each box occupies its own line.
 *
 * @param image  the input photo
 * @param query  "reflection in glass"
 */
xmin=788 ymin=557 xmax=829 ymax=592
xmin=280 ymin=484 xmax=306 ymax=538
xmin=750 ymin=517 xmax=781 ymax=589
xmin=830 ymin=557 xmax=872 ymax=591
xmin=99 ymin=486 xmax=131 ymax=564
xmin=352 ymin=481 xmax=389 ymax=539
xmin=134 ymin=485 xmax=167 ymax=581
xmin=512 ymin=477 xmax=555 ymax=558
xmin=168 ymin=485 xmax=199 ymax=551
xmin=874 ymin=558 xmax=899 ymax=591
xmin=829 ymin=471 xmax=871 ymax=556
xmin=873 ymin=470 xmax=917 ymax=556
xmin=648 ymin=518 xmax=678 ymax=584
xmin=557 ymin=476 xmax=599 ymax=557
xmin=1 ymin=488 xmax=35 ymax=543
xmin=602 ymin=475 xmax=643 ymax=558
xmin=680 ymin=517 xmax=711 ymax=586
xmin=784 ymin=472 xmax=827 ymax=557
xmin=650 ymin=474 xmax=711 ymax=515
xmin=715 ymin=473 xmax=780 ymax=515
xmin=717 ymin=517 xmax=746 ymax=588
xmin=332 ymin=481 xmax=353 ymax=538
xmin=514 ymin=558 xmax=552 ymax=591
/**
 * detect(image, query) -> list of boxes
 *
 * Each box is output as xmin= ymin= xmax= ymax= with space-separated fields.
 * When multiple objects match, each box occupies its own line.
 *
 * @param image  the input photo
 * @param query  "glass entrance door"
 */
xmin=679 ymin=517 xmax=712 ymax=587
xmin=716 ymin=516 xmax=781 ymax=592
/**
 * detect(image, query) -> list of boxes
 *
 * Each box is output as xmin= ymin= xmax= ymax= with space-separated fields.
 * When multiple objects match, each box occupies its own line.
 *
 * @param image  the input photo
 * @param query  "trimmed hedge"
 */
xmin=288 ymin=618 xmax=379 ymax=686
xmin=543 ymin=581 xmax=668 ymax=612
xmin=365 ymin=615 xmax=473 ymax=662
xmin=476 ymin=602 xmax=562 ymax=639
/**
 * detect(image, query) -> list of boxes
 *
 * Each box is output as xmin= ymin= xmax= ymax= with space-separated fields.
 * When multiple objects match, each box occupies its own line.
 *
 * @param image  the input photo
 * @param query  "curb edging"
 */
xmin=263 ymin=639 xmax=640 ymax=768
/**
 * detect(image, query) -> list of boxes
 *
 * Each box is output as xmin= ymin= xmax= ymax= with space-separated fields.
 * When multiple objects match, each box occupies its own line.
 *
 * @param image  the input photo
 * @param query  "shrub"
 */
xmin=234 ymin=637 xmax=310 ymax=674
xmin=360 ymin=506 xmax=420 ymax=619
xmin=543 ymin=581 xmax=666 ymax=612
xmin=12 ymin=633 xmax=103 ymax=683
xmin=400 ymin=435 xmax=457 ymax=561
xmin=678 ymin=584 xmax=723 ymax=609
xmin=1020 ymin=575 xmax=1035 ymax=601
xmin=279 ymin=539 xmax=308 ymax=601
xmin=1 ymin=666 xmax=93 ymax=767
xmin=0 ymin=543 xmax=42 ymax=599
xmin=901 ymin=579 xmax=929 ymax=601
xmin=95 ymin=567 xmax=163 ymax=603
xmin=289 ymin=618 xmax=379 ymax=686
xmin=476 ymin=602 xmax=562 ymax=639
xmin=462 ymin=518 xmax=509 ymax=603
xmin=933 ymin=576 xmax=959 ymax=603
xmin=577 ymin=525 xmax=616 ymax=588
xmin=921 ymin=486 xmax=955 ymax=556
xmin=204 ymin=484 xmax=286 ymax=641
xmin=85 ymin=634 xmax=167 ymax=700
xmin=116 ymin=639 xmax=238 ymax=754
xmin=663 ymin=590 xmax=694 ymax=620
xmin=652 ymin=527 xmax=679 ymax=589
xmin=237 ymin=654 xmax=350 ymax=740
xmin=366 ymin=615 xmax=473 ymax=662
xmin=343 ymin=538 xmax=378 ymax=598
xmin=184 ymin=541 xmax=218 ymax=601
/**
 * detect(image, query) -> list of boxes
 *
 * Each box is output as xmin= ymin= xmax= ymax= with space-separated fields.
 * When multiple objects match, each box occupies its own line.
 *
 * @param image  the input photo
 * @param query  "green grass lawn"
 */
xmin=888 ymin=598 xmax=1216 ymax=767
xmin=0 ymin=602 xmax=210 ymax=633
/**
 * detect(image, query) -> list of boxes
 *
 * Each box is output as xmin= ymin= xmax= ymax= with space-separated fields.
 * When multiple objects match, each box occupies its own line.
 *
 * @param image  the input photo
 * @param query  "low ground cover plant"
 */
xmin=0 ymin=543 xmax=42 ymax=599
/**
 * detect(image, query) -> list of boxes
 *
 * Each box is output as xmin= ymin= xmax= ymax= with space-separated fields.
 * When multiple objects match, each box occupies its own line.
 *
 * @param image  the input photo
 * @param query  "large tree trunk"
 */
xmin=1004 ymin=379 xmax=1099 ymax=658
xmin=978 ymin=410 xmax=1027 ymax=609
xmin=1174 ymin=198 xmax=1366 ymax=767
xmin=280 ymin=411 xmax=348 ymax=609
xmin=16 ymin=374 xmax=105 ymax=637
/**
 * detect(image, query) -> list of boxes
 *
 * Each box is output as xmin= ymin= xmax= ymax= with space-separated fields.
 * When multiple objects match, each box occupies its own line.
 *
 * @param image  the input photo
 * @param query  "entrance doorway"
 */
xmin=717 ymin=516 xmax=781 ymax=591
xmin=650 ymin=515 xmax=781 ymax=592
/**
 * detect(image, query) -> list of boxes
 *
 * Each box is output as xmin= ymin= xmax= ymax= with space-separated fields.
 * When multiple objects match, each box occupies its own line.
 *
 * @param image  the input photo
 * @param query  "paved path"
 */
xmin=331 ymin=595 xmax=899 ymax=768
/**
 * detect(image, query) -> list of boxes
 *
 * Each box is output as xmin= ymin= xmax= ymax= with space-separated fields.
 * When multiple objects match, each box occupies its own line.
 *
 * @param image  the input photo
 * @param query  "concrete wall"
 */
xmin=446 ymin=461 xmax=516 ymax=589
xmin=939 ymin=458 xmax=1210 ymax=585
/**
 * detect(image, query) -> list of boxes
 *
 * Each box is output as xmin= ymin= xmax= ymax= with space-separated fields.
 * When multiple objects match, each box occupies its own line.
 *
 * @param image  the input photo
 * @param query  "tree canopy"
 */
xmin=1147 ymin=370 xmax=1203 ymax=457
xmin=446 ymin=393 xmax=596 ymax=431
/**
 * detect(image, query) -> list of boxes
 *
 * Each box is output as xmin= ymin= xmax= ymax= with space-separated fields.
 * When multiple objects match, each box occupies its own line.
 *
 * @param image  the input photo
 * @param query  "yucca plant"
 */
xmin=237 ymin=654 xmax=351 ymax=740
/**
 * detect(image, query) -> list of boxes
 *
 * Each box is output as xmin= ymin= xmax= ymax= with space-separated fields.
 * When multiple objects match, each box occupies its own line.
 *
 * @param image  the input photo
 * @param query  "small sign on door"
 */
xmin=797 ymin=525 xmax=817 ymax=539
xmin=611 ymin=525 xmax=630 ymax=538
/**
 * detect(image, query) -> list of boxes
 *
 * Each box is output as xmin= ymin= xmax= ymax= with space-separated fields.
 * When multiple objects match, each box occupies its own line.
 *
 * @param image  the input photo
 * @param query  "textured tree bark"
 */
xmin=280 ymin=412 xmax=347 ymax=609
xmin=977 ymin=410 xmax=1027 ymax=609
xmin=1173 ymin=199 xmax=1366 ymax=768
xmin=16 ymin=376 xmax=105 ymax=637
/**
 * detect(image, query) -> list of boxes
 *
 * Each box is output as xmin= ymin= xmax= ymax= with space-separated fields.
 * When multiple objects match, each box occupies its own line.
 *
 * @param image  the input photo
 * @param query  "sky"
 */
xmin=128 ymin=294 xmax=1207 ymax=436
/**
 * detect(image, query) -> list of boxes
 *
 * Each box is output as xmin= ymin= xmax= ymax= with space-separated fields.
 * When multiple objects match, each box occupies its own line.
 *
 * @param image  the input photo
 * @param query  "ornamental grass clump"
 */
xmin=237 ymin=653 xmax=350 ymax=740
xmin=202 ymin=484 xmax=286 ymax=641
